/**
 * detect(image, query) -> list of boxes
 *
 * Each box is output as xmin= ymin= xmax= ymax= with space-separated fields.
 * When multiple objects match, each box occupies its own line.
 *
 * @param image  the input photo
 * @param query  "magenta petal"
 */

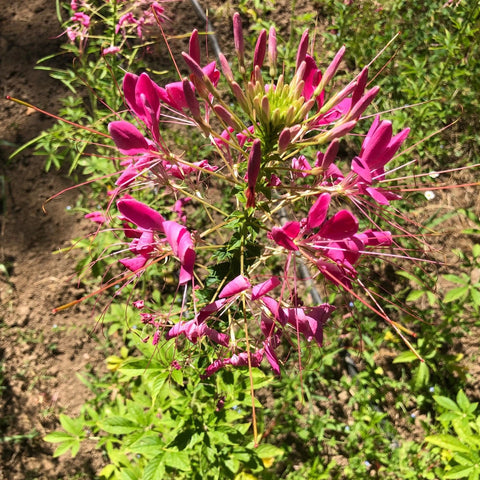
xmin=307 ymin=193 xmax=331 ymax=230
xmin=358 ymin=229 xmax=392 ymax=247
xmin=119 ymin=255 xmax=148 ymax=273
xmin=123 ymin=73 xmax=140 ymax=114
xmin=165 ymin=81 xmax=189 ymax=110
xmin=269 ymin=227 xmax=298 ymax=251
xmin=117 ymin=198 xmax=165 ymax=231
xmin=319 ymin=210 xmax=359 ymax=240
xmin=219 ymin=275 xmax=251 ymax=298
xmin=264 ymin=341 xmax=281 ymax=376
xmin=109 ymin=120 xmax=149 ymax=155
xmin=196 ymin=299 xmax=228 ymax=323
xmin=163 ymin=220 xmax=195 ymax=284
xmin=351 ymin=156 xmax=372 ymax=183
xmin=251 ymin=276 xmax=281 ymax=300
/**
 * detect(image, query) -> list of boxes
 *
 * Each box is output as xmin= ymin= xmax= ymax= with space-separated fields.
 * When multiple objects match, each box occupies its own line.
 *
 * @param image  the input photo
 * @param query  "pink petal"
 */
xmin=319 ymin=210 xmax=359 ymax=240
xmin=119 ymin=255 xmax=148 ymax=273
xmin=268 ymin=227 xmax=299 ymax=251
xmin=251 ymin=277 xmax=281 ymax=300
xmin=108 ymin=120 xmax=149 ymax=155
xmin=307 ymin=193 xmax=331 ymax=230
xmin=219 ymin=275 xmax=251 ymax=298
xmin=117 ymin=198 xmax=165 ymax=231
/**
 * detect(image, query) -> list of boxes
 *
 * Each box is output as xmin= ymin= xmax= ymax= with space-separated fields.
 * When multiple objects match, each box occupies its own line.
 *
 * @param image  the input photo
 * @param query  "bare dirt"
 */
xmin=1 ymin=1 xmax=479 ymax=479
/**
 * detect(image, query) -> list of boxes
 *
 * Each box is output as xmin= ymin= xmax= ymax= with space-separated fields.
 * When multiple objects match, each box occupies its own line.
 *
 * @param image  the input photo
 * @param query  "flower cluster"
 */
xmin=86 ymin=14 xmax=411 ymax=377
xmin=64 ymin=0 xmax=172 ymax=54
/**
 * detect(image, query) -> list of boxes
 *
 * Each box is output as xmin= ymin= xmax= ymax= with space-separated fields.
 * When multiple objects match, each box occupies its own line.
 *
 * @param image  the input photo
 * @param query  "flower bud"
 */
xmin=253 ymin=29 xmax=267 ymax=70
xmin=296 ymin=30 xmax=309 ymax=70
xmin=233 ymin=13 xmax=245 ymax=65
xmin=268 ymin=26 xmax=277 ymax=76
xmin=189 ymin=29 xmax=201 ymax=64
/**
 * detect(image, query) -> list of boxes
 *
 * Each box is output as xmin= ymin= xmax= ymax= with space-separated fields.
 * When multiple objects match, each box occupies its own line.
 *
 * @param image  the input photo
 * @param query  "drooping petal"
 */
xmin=219 ymin=275 xmax=251 ymax=298
xmin=117 ymin=198 xmax=165 ymax=231
xmin=109 ymin=121 xmax=149 ymax=155
xmin=251 ymin=276 xmax=281 ymax=300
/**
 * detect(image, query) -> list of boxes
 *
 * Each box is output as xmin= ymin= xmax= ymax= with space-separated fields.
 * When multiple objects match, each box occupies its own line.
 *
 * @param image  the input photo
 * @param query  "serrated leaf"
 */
xmin=444 ymin=286 xmax=469 ymax=303
xmin=52 ymin=439 xmax=80 ymax=458
xmin=143 ymin=454 xmax=165 ymax=480
xmin=434 ymin=395 xmax=461 ymax=412
xmin=59 ymin=414 xmax=84 ymax=437
xmin=98 ymin=416 xmax=138 ymax=435
xmin=163 ymin=450 xmax=190 ymax=471
xmin=425 ymin=434 xmax=472 ymax=453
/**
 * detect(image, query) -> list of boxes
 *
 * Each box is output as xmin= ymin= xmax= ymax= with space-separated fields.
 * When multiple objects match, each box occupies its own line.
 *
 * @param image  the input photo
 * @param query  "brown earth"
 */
xmin=1 ymin=1 xmax=479 ymax=479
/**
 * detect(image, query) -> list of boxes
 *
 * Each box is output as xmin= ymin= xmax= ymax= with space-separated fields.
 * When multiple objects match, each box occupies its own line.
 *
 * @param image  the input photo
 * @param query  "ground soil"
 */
xmin=1 ymin=1 xmax=479 ymax=479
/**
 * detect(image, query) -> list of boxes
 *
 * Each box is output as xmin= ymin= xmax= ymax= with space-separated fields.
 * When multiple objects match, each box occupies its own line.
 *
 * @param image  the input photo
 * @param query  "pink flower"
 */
xmin=123 ymin=73 xmax=163 ymax=142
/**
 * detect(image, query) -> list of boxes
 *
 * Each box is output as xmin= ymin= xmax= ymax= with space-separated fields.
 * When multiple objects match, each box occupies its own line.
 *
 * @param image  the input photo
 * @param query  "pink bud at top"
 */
xmin=352 ymin=67 xmax=369 ymax=105
xmin=219 ymin=53 xmax=234 ymax=82
xmin=189 ymin=29 xmax=201 ymax=64
xmin=268 ymin=26 xmax=277 ymax=73
xmin=253 ymin=29 xmax=267 ymax=70
xmin=233 ymin=13 xmax=245 ymax=63
xmin=246 ymin=139 xmax=262 ymax=208
xmin=182 ymin=52 xmax=205 ymax=81
xmin=322 ymin=45 xmax=346 ymax=87
xmin=296 ymin=30 xmax=309 ymax=70
xmin=182 ymin=78 xmax=201 ymax=119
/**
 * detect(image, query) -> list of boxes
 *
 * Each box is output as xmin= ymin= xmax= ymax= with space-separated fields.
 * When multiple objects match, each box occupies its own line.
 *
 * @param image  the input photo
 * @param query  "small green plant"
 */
xmin=426 ymin=390 xmax=480 ymax=479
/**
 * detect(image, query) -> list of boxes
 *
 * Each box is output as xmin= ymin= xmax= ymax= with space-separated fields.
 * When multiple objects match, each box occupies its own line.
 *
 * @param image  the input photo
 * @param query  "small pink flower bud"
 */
xmin=253 ymin=29 xmax=267 ymax=70
xmin=233 ymin=13 xmax=245 ymax=64
xmin=327 ymin=120 xmax=357 ymax=140
xmin=189 ymin=29 xmax=201 ymax=64
xmin=278 ymin=128 xmax=291 ymax=152
xmin=352 ymin=67 xmax=369 ymax=105
xmin=320 ymin=45 xmax=346 ymax=90
xmin=268 ymin=26 xmax=277 ymax=75
xmin=296 ymin=30 xmax=309 ymax=70
xmin=219 ymin=53 xmax=234 ymax=82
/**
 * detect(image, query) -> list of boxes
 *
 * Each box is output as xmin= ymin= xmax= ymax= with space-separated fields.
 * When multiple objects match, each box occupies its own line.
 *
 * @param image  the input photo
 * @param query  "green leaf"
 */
xmin=98 ymin=416 xmax=139 ymax=435
xmin=470 ymin=288 xmax=480 ymax=308
xmin=457 ymin=390 xmax=472 ymax=413
xmin=425 ymin=434 xmax=472 ymax=453
xmin=255 ymin=443 xmax=284 ymax=459
xmin=143 ymin=454 xmax=165 ymax=480
xmin=444 ymin=286 xmax=469 ymax=303
xmin=52 ymin=439 xmax=80 ymax=458
xmin=444 ymin=464 xmax=474 ymax=479
xmin=393 ymin=350 xmax=419 ymax=364
xmin=434 ymin=395 xmax=461 ymax=412
xmin=163 ymin=450 xmax=190 ymax=471
xmin=59 ymin=414 xmax=84 ymax=437
xmin=44 ymin=431 xmax=75 ymax=443
xmin=406 ymin=289 xmax=425 ymax=302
